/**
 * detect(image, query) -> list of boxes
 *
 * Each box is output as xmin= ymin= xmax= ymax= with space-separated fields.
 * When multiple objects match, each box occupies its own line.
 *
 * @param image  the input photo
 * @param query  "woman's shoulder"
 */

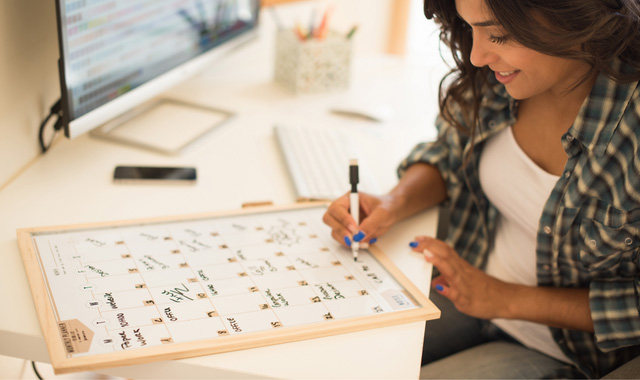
xmin=618 ymin=78 xmax=640 ymax=137
xmin=586 ymin=70 xmax=640 ymax=156
xmin=601 ymin=63 xmax=640 ymax=127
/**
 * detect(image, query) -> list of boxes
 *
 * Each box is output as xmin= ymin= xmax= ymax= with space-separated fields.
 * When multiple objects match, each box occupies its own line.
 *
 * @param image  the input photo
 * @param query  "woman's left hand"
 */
xmin=411 ymin=236 xmax=513 ymax=320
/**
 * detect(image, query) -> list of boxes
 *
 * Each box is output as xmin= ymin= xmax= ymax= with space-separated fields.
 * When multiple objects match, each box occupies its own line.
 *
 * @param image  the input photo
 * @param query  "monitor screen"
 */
xmin=55 ymin=0 xmax=260 ymax=138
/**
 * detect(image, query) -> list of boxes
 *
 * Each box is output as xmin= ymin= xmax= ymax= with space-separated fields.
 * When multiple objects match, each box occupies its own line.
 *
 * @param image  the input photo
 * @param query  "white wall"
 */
xmin=0 ymin=0 xmax=60 ymax=188
xmin=407 ymin=0 xmax=440 ymax=62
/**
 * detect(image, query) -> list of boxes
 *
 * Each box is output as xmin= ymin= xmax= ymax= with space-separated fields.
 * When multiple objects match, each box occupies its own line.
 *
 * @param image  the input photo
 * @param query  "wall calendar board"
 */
xmin=17 ymin=203 xmax=439 ymax=374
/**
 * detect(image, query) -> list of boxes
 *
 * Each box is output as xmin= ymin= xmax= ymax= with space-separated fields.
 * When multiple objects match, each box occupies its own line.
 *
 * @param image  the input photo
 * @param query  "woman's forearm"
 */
xmin=387 ymin=163 xmax=448 ymax=222
xmin=501 ymin=284 xmax=594 ymax=332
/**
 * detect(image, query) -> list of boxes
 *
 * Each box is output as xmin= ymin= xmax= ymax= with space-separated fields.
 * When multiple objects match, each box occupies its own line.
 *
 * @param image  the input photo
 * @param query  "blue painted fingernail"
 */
xmin=353 ymin=231 xmax=365 ymax=242
xmin=369 ymin=238 xmax=377 ymax=245
xmin=409 ymin=241 xmax=418 ymax=248
xmin=436 ymin=284 xmax=444 ymax=292
xmin=344 ymin=236 xmax=351 ymax=247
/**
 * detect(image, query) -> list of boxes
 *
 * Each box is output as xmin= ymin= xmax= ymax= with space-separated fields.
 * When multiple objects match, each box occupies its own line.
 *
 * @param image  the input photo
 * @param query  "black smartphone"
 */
xmin=113 ymin=166 xmax=197 ymax=184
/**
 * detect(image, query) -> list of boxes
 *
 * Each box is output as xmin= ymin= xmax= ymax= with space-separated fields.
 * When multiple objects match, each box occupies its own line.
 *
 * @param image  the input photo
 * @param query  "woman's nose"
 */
xmin=470 ymin=38 xmax=498 ymax=68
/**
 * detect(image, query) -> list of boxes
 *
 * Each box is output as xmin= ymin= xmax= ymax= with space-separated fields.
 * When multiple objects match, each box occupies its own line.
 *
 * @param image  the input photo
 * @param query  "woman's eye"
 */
xmin=489 ymin=35 xmax=508 ymax=45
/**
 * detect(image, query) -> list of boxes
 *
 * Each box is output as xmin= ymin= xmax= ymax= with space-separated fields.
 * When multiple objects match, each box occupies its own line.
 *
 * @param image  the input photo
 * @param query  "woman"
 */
xmin=323 ymin=0 xmax=640 ymax=378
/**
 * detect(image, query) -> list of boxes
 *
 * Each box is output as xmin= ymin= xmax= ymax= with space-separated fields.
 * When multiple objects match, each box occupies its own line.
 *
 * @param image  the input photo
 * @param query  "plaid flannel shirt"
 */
xmin=399 ymin=65 xmax=640 ymax=378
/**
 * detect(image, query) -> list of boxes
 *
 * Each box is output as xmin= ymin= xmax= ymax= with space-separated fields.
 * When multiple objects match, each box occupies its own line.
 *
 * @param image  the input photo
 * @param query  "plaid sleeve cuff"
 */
xmin=590 ymin=277 xmax=640 ymax=352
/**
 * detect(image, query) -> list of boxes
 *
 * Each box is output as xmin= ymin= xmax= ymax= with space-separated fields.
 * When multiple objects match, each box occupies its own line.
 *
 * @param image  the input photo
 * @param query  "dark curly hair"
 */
xmin=424 ymin=0 xmax=640 ymax=137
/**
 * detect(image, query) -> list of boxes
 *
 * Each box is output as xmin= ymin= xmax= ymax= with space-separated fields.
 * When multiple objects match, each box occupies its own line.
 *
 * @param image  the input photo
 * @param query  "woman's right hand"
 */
xmin=322 ymin=192 xmax=402 ymax=248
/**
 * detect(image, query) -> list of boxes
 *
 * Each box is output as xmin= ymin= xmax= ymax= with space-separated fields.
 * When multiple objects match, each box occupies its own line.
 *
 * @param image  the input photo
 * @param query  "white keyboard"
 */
xmin=274 ymin=125 xmax=380 ymax=200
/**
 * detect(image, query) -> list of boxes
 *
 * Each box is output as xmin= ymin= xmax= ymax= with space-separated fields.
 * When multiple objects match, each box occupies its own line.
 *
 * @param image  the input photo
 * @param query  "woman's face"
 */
xmin=455 ymin=0 xmax=590 ymax=100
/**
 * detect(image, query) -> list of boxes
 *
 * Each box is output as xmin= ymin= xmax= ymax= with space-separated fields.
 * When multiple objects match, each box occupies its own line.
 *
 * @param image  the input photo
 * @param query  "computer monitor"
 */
xmin=54 ymin=0 xmax=260 ymax=153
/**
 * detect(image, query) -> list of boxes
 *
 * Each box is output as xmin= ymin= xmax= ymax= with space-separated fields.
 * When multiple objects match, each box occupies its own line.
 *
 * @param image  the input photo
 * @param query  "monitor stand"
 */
xmin=90 ymin=98 xmax=234 ymax=155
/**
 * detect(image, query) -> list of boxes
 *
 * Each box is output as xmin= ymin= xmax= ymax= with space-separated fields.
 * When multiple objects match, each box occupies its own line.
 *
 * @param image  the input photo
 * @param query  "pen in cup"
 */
xmin=346 ymin=25 xmax=358 ymax=39
xmin=308 ymin=8 xmax=317 ymax=38
xmin=314 ymin=8 xmax=331 ymax=39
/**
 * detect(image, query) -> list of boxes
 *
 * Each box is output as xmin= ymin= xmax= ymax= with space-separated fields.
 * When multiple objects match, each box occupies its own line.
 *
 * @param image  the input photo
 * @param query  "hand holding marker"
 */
xmin=350 ymin=159 xmax=363 ymax=261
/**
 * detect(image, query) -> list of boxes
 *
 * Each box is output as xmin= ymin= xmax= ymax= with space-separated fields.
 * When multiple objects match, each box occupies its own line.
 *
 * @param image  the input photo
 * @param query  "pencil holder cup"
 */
xmin=274 ymin=30 xmax=352 ymax=94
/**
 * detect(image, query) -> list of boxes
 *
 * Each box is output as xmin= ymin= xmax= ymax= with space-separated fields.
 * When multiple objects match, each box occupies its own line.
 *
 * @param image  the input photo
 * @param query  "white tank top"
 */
xmin=479 ymin=126 xmax=571 ymax=363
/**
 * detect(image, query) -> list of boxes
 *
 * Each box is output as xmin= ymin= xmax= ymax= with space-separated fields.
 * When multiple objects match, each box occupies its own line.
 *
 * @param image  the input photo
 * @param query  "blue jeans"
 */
xmin=420 ymin=291 xmax=569 ymax=379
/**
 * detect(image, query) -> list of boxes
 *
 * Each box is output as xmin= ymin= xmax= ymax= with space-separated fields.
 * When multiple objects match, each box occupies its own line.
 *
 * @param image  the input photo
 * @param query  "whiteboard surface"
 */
xmin=19 ymin=204 xmax=438 ymax=373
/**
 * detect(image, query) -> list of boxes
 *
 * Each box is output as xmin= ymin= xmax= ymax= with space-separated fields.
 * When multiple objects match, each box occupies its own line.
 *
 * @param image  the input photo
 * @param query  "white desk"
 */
xmin=0 ymin=46 xmax=445 ymax=379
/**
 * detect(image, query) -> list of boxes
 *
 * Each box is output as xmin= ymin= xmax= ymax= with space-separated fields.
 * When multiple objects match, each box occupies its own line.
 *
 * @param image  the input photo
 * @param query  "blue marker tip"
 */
xmin=344 ymin=236 xmax=352 ymax=247
xmin=409 ymin=241 xmax=418 ymax=248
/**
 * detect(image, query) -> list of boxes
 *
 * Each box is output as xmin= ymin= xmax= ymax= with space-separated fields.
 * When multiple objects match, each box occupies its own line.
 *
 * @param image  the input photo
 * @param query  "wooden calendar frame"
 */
xmin=17 ymin=202 xmax=439 ymax=374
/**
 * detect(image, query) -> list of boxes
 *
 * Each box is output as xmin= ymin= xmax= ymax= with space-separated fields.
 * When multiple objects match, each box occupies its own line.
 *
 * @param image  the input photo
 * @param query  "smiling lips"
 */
xmin=494 ymin=69 xmax=520 ymax=84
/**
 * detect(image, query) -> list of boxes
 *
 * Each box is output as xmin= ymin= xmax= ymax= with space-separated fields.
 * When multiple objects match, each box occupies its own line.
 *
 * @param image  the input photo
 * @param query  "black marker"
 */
xmin=350 ymin=159 xmax=359 ymax=261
